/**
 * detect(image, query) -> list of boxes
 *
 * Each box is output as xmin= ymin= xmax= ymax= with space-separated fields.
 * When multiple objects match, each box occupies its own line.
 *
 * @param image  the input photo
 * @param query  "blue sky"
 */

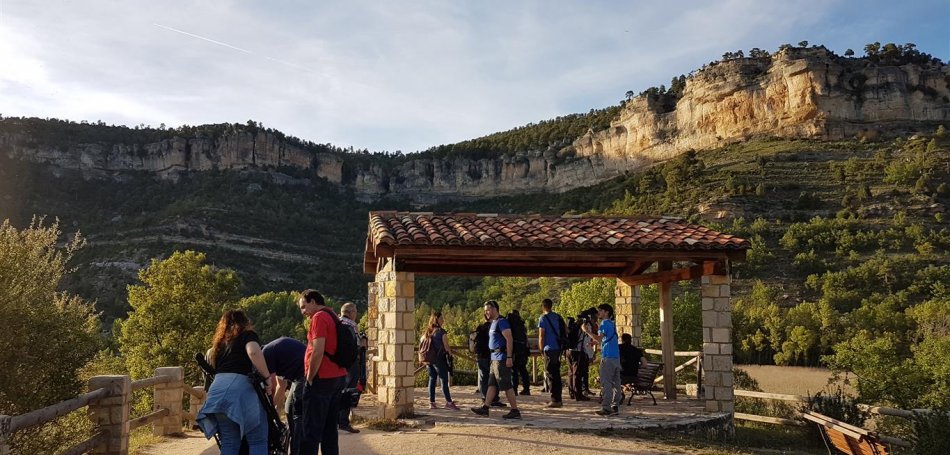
xmin=1 ymin=0 xmax=947 ymax=153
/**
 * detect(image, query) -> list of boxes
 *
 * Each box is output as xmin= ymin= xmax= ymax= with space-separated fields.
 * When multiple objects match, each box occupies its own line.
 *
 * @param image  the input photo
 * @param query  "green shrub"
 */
xmin=909 ymin=409 xmax=950 ymax=455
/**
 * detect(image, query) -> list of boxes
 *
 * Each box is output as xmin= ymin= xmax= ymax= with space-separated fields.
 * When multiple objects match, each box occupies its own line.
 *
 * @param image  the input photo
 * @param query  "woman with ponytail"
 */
xmin=197 ymin=309 xmax=274 ymax=455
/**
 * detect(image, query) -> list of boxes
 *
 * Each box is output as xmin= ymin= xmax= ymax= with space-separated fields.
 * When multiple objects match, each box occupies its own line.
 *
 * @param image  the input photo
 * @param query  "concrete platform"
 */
xmin=354 ymin=387 xmax=731 ymax=435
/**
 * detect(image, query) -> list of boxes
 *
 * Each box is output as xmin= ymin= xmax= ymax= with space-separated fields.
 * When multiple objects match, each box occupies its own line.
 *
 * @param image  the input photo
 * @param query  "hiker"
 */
xmin=583 ymin=304 xmax=622 ymax=416
xmin=262 ymin=336 xmax=306 ymax=454
xmin=537 ymin=298 xmax=564 ymax=407
xmin=338 ymin=302 xmax=364 ymax=432
xmin=297 ymin=290 xmax=348 ymax=455
xmin=196 ymin=309 xmax=274 ymax=455
xmin=471 ymin=300 xmax=521 ymax=419
xmin=421 ymin=311 xmax=460 ymax=410
xmin=472 ymin=316 xmax=506 ymax=407
xmin=507 ymin=310 xmax=531 ymax=396
xmin=619 ymin=333 xmax=648 ymax=382
xmin=566 ymin=317 xmax=592 ymax=401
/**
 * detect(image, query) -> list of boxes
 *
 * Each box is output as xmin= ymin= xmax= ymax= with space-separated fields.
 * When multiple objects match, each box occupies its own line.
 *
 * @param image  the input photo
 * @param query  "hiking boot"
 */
xmin=339 ymin=425 xmax=360 ymax=433
xmin=520 ymin=389 xmax=531 ymax=396
xmin=611 ymin=405 xmax=620 ymax=415
xmin=575 ymin=395 xmax=591 ymax=402
xmin=429 ymin=402 xmax=438 ymax=410
xmin=489 ymin=400 xmax=507 ymax=407
xmin=445 ymin=402 xmax=460 ymax=411
xmin=544 ymin=401 xmax=563 ymax=408
xmin=471 ymin=405 xmax=489 ymax=416
xmin=502 ymin=409 xmax=522 ymax=420
xmin=595 ymin=408 xmax=612 ymax=416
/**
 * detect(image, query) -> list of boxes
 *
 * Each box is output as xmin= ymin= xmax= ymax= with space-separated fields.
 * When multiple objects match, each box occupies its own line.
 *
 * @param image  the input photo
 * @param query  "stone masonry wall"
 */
xmin=373 ymin=261 xmax=415 ymax=419
xmin=701 ymin=275 xmax=734 ymax=414
xmin=615 ymin=280 xmax=642 ymax=347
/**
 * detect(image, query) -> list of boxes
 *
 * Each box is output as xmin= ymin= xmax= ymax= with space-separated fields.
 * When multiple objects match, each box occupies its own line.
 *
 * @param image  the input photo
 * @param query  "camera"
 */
xmin=576 ymin=307 xmax=598 ymax=325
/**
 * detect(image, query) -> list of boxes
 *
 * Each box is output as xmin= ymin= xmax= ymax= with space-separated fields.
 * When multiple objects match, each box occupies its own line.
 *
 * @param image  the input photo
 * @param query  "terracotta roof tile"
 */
xmin=368 ymin=212 xmax=750 ymax=253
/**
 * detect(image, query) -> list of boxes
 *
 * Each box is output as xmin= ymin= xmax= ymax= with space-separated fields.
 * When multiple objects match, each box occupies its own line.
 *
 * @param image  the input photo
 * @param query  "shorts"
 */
xmin=488 ymin=359 xmax=513 ymax=392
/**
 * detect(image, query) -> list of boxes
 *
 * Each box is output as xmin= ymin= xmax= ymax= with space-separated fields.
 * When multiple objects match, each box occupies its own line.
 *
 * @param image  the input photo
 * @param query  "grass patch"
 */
xmin=364 ymin=418 xmax=408 ymax=432
xmin=129 ymin=425 xmax=166 ymax=454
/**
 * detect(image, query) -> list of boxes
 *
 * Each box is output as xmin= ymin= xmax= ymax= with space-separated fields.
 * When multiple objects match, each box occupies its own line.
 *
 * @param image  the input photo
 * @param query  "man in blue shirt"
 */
xmin=262 ymin=336 xmax=306 ymax=453
xmin=583 ymin=303 xmax=622 ymax=416
xmin=537 ymin=298 xmax=564 ymax=407
xmin=470 ymin=300 xmax=522 ymax=420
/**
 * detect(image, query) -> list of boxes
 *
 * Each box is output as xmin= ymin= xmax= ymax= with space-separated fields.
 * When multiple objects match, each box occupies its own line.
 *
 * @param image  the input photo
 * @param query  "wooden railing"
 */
xmin=731 ymin=389 xmax=924 ymax=448
xmin=0 ymin=367 xmax=206 ymax=455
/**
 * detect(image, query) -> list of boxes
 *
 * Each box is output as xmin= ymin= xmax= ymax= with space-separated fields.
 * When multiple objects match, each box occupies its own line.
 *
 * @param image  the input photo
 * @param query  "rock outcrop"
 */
xmin=2 ymin=47 xmax=947 ymax=202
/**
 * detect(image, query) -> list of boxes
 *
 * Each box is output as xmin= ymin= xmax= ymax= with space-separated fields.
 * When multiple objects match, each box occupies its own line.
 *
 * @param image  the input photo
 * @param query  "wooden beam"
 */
xmin=658 ymin=261 xmax=676 ymax=400
xmin=620 ymin=261 xmax=654 ymax=276
xmin=387 ymin=246 xmax=739 ymax=261
xmin=619 ymin=260 xmax=724 ymax=286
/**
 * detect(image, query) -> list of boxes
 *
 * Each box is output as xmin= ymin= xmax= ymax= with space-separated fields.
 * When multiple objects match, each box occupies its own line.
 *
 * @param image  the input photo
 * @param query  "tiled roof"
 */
xmin=368 ymin=212 xmax=749 ymax=252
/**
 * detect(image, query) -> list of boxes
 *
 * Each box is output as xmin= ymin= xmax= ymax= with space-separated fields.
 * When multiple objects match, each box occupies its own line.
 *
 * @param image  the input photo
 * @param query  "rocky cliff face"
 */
xmin=3 ymin=48 xmax=947 ymax=202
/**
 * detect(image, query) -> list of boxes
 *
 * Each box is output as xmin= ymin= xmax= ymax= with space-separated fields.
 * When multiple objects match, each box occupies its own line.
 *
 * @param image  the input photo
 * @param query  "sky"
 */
xmin=0 ymin=1 xmax=947 ymax=153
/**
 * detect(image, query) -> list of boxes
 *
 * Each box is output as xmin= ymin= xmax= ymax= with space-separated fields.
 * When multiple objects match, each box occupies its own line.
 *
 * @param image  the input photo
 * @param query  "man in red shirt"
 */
xmin=297 ymin=289 xmax=347 ymax=455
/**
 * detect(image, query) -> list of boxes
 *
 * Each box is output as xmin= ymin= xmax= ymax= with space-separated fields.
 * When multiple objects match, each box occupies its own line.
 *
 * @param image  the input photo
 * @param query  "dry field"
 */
xmin=736 ymin=365 xmax=855 ymax=396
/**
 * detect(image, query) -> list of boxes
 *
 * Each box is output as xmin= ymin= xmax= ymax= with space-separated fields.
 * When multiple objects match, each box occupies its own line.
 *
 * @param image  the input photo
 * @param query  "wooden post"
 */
xmin=88 ymin=375 xmax=131 ymax=455
xmin=0 ymin=414 xmax=11 ymax=455
xmin=152 ymin=367 xmax=184 ymax=436
xmin=658 ymin=261 xmax=676 ymax=400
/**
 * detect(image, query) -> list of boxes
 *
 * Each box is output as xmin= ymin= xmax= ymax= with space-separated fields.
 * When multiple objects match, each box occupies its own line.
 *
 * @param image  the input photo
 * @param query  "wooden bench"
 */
xmin=802 ymin=411 xmax=889 ymax=455
xmin=620 ymin=361 xmax=662 ymax=406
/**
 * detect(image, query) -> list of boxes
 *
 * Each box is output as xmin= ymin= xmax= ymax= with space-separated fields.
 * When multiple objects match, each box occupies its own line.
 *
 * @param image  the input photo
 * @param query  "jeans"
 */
xmin=543 ymin=350 xmax=562 ymax=402
xmin=427 ymin=361 xmax=453 ymax=403
xmin=298 ymin=376 xmax=346 ymax=455
xmin=287 ymin=380 xmax=305 ymax=455
xmin=215 ymin=411 xmax=267 ymax=455
xmin=338 ymin=361 xmax=361 ymax=427
xmin=567 ymin=350 xmax=589 ymax=399
xmin=477 ymin=358 xmax=490 ymax=399
xmin=511 ymin=353 xmax=530 ymax=392
xmin=600 ymin=357 xmax=623 ymax=410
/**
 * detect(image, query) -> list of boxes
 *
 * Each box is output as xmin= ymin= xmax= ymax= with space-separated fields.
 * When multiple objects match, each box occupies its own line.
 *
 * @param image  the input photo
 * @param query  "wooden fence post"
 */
xmin=152 ymin=367 xmax=184 ymax=436
xmin=0 ymin=414 xmax=12 ymax=455
xmin=88 ymin=375 xmax=132 ymax=455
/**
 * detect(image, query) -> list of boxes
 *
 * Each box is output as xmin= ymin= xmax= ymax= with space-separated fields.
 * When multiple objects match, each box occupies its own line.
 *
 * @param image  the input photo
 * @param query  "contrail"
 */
xmin=153 ymin=23 xmax=252 ymax=54
xmin=153 ymin=22 xmax=317 ymax=74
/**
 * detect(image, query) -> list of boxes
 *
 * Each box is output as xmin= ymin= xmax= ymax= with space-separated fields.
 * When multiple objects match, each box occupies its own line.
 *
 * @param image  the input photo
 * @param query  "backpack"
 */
xmin=320 ymin=308 xmax=359 ymax=369
xmin=468 ymin=330 xmax=478 ymax=354
xmin=543 ymin=313 xmax=570 ymax=351
xmin=418 ymin=331 xmax=442 ymax=364
xmin=566 ymin=320 xmax=580 ymax=351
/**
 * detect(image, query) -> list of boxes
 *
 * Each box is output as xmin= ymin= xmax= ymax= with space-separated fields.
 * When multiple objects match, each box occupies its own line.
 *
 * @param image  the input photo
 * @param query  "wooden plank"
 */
xmin=184 ymin=386 xmax=207 ymax=399
xmin=654 ymin=356 xmax=698 ymax=384
xmin=129 ymin=408 xmax=170 ymax=431
xmin=131 ymin=375 xmax=174 ymax=391
xmin=61 ymin=431 xmax=107 ymax=455
xmin=620 ymin=261 xmax=654 ymax=276
xmin=643 ymin=349 xmax=700 ymax=357
xmin=734 ymin=389 xmax=804 ymax=402
xmin=735 ymin=412 xmax=805 ymax=426
xmin=658 ymin=261 xmax=676 ymax=400
xmin=620 ymin=260 xmax=724 ymax=286
xmin=10 ymin=387 xmax=110 ymax=432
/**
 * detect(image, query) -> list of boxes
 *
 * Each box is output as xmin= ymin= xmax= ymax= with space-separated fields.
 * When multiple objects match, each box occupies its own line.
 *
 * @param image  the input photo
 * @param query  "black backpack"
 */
xmin=543 ymin=313 xmax=570 ymax=351
xmin=320 ymin=308 xmax=359 ymax=369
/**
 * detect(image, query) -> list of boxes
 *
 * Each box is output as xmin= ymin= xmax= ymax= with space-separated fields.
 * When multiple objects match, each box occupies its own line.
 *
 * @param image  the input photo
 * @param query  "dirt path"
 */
xmin=143 ymin=427 xmax=696 ymax=455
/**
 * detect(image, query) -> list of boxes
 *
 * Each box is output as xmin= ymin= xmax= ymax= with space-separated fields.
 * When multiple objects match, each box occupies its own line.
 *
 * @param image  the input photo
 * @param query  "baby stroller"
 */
xmin=195 ymin=352 xmax=291 ymax=455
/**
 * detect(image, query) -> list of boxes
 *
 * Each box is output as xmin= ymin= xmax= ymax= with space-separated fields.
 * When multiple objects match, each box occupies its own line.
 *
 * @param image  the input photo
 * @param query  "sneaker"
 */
xmin=575 ymin=395 xmax=591 ymax=402
xmin=502 ymin=409 xmax=522 ymax=420
xmin=489 ymin=401 xmax=508 ymax=407
xmin=595 ymin=409 xmax=612 ymax=416
xmin=445 ymin=402 xmax=460 ymax=411
xmin=544 ymin=401 xmax=563 ymax=408
xmin=611 ymin=406 xmax=619 ymax=415
xmin=429 ymin=402 xmax=438 ymax=410
xmin=339 ymin=425 xmax=360 ymax=434
xmin=471 ymin=406 xmax=489 ymax=416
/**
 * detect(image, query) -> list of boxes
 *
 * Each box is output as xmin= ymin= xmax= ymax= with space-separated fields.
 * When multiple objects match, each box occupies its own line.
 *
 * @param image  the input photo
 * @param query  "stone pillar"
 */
xmin=366 ymin=282 xmax=379 ymax=394
xmin=615 ymin=280 xmax=642 ymax=347
xmin=186 ymin=386 xmax=205 ymax=429
xmin=701 ymin=274 xmax=734 ymax=415
xmin=88 ymin=375 xmax=132 ymax=455
xmin=374 ymin=260 xmax=415 ymax=419
xmin=152 ymin=367 xmax=184 ymax=436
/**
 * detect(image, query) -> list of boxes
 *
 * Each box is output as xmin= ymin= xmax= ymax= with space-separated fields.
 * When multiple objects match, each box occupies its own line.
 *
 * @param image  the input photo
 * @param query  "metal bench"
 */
xmin=802 ymin=411 xmax=889 ymax=455
xmin=621 ymin=361 xmax=662 ymax=405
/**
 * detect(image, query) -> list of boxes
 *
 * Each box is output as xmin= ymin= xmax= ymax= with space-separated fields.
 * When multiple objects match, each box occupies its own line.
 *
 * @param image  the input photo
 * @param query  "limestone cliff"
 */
xmin=2 ymin=47 xmax=947 ymax=201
